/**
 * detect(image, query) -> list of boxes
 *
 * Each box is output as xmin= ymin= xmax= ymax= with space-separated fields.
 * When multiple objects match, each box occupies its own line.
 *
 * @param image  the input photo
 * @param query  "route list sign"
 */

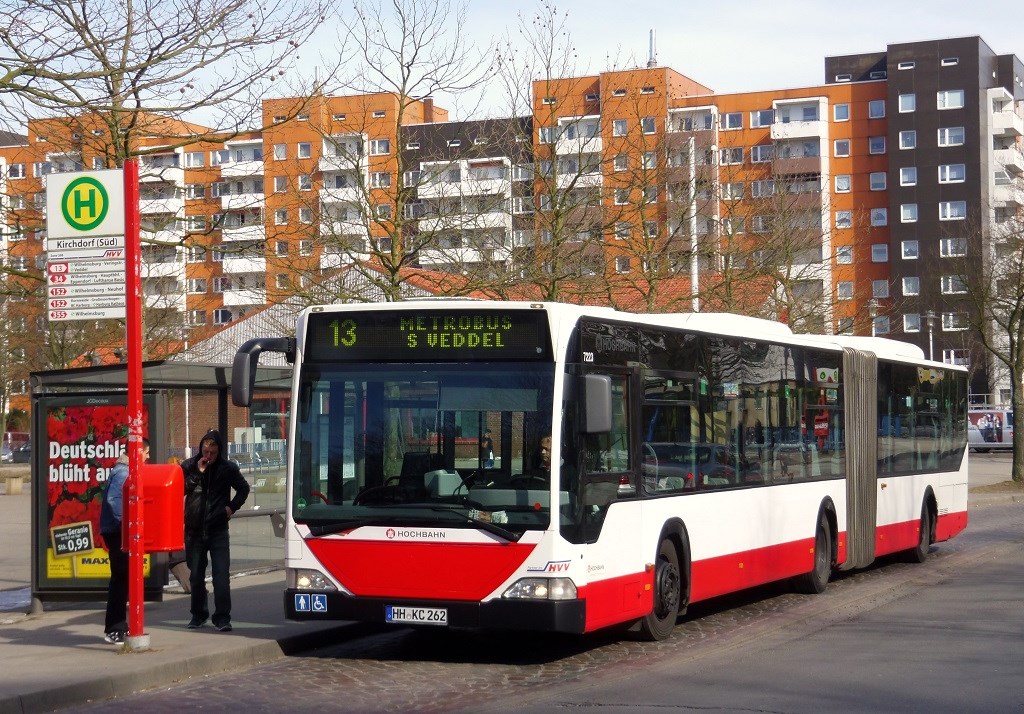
xmin=45 ymin=170 xmax=127 ymax=322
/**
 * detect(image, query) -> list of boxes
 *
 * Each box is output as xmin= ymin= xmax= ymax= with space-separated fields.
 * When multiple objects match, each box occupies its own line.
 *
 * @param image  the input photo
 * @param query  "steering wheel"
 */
xmin=509 ymin=474 xmax=548 ymax=488
xmin=310 ymin=490 xmax=328 ymax=504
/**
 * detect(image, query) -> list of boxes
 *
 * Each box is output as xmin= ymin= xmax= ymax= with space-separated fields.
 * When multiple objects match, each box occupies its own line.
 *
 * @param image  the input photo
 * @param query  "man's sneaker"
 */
xmin=104 ymin=631 xmax=126 ymax=644
xmin=216 ymin=623 xmax=233 ymax=632
xmin=186 ymin=617 xmax=207 ymax=629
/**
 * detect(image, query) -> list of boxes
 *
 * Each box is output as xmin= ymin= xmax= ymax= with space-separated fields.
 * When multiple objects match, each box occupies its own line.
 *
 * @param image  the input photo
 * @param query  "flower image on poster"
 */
xmin=45 ymin=403 xmax=150 ymax=579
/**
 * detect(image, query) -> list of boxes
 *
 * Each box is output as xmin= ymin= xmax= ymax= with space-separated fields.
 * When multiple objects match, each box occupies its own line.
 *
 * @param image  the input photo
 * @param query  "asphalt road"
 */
xmin=65 ymin=496 xmax=1023 ymax=714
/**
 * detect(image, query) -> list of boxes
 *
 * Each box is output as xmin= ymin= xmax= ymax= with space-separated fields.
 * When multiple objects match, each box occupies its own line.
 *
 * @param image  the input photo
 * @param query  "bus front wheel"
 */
xmin=638 ymin=539 xmax=681 ymax=641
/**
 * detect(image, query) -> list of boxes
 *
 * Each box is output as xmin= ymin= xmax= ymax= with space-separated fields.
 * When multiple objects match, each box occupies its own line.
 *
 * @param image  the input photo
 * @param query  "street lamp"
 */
xmin=925 ymin=310 xmax=937 ymax=361
xmin=868 ymin=298 xmax=879 ymax=337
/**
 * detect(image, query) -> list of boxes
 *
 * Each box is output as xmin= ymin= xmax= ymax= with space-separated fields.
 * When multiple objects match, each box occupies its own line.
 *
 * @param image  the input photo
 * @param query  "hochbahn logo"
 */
xmin=61 ymin=176 xmax=109 ymax=231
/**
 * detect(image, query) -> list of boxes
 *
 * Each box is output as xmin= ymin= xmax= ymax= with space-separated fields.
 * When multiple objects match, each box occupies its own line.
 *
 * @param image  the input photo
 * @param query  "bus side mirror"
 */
xmin=232 ymin=337 xmax=295 ymax=407
xmin=581 ymin=374 xmax=612 ymax=434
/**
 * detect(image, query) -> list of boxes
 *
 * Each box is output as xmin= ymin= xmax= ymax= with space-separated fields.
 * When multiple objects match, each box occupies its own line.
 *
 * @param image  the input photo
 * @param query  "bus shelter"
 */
xmin=27 ymin=360 xmax=291 ymax=603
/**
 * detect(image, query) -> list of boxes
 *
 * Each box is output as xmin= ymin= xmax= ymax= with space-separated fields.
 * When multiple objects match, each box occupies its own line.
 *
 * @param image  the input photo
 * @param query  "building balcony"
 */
xmin=772 ymin=156 xmax=822 ymax=176
xmin=555 ymin=172 xmax=603 ymax=190
xmin=416 ymin=177 xmax=465 ymax=200
xmin=143 ymin=292 xmax=186 ymax=311
xmin=141 ymin=259 xmax=185 ymax=279
xmin=321 ymin=219 xmax=366 ymax=237
xmin=221 ymin=288 xmax=267 ymax=306
xmin=417 ymin=246 xmax=511 ymax=267
xmin=555 ymin=136 xmax=603 ymax=156
xmin=219 ymin=160 xmax=264 ymax=178
xmin=222 ymin=256 xmax=266 ymax=274
xmin=995 ymin=147 xmax=1024 ymax=174
xmin=221 ymin=224 xmax=265 ymax=243
xmin=141 ymin=227 xmax=184 ymax=245
xmin=417 ymin=211 xmax=509 ymax=233
xmin=140 ymin=197 xmax=184 ymax=215
xmin=993 ymin=110 xmax=1024 ymax=137
xmin=993 ymin=182 xmax=1023 ymax=206
xmin=139 ymin=165 xmax=184 ymax=184
xmin=319 ymin=155 xmax=365 ymax=173
xmin=320 ymin=186 xmax=362 ymax=204
xmin=221 ymin=192 xmax=265 ymax=211
xmin=461 ymin=177 xmax=511 ymax=197
xmin=771 ymin=119 xmax=827 ymax=141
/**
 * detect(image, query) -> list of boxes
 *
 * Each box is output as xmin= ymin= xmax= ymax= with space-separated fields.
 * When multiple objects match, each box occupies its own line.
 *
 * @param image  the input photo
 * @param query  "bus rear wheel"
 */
xmin=794 ymin=514 xmax=832 ymax=594
xmin=906 ymin=503 xmax=932 ymax=563
xmin=638 ymin=539 xmax=681 ymax=641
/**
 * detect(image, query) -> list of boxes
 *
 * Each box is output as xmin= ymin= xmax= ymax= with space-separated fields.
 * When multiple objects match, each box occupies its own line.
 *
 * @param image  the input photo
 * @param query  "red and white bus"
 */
xmin=232 ymin=301 xmax=969 ymax=640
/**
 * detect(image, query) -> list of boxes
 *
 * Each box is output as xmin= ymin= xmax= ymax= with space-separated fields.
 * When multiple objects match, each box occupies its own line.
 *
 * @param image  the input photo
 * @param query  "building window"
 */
xmin=275 ymin=274 xmax=289 ymax=289
xmin=902 ymin=240 xmax=919 ymax=259
xmin=372 ymin=110 xmax=386 ymax=118
xmin=899 ymin=167 xmax=917 ymax=186
xmin=185 ymin=152 xmax=204 ymax=168
xmin=188 ymin=278 xmax=207 ymax=294
xmin=406 ymin=141 xmax=420 ymax=150
xmin=898 ymin=94 xmax=916 ymax=113
xmin=213 ymin=309 xmax=232 ymax=326
xmin=940 ymin=57 xmax=959 ymax=67
xmin=937 ymin=126 xmax=965 ymax=146
xmin=642 ymin=152 xmax=656 ymax=169
xmin=837 ymin=281 xmax=854 ymax=300
xmin=869 ymin=136 xmax=886 ymax=154
xmin=904 ymin=314 xmax=921 ymax=332
xmin=898 ymin=61 xmax=916 ymax=70
xmin=614 ymin=223 xmax=631 ymax=240
xmin=299 ymin=207 xmax=313 ymax=223
xmin=872 ymin=279 xmax=889 ymax=299
xmin=751 ymin=109 xmax=774 ymax=127
xmin=937 ymin=89 xmax=965 ymax=110
xmin=274 ymin=208 xmax=287 ymax=225
xmin=369 ymin=139 xmax=390 ymax=155
xmin=901 ymin=204 xmax=918 ymax=222
xmin=835 ymin=210 xmax=852 ymax=229
xmin=942 ymin=312 xmax=967 ymax=331
xmin=835 ymin=174 xmax=851 ymax=192
xmin=375 ymin=203 xmax=392 ymax=219
xmin=938 ymin=163 xmax=966 ymax=183
xmin=641 ymin=116 xmax=656 ymax=134
xmin=837 ymin=318 xmax=855 ymax=335
xmin=644 ymin=221 xmax=659 ymax=238
xmin=213 ymin=276 xmax=231 ymax=293
xmin=722 ymin=112 xmax=742 ymax=129
xmin=447 ymin=139 xmax=461 ymax=148
xmin=836 ymin=245 xmax=853 ymax=264
xmin=868 ymin=99 xmax=886 ymax=118
xmin=298 ymin=175 xmax=311 ymax=191
xmin=186 ymin=184 xmax=206 ymax=199
xmin=612 ymin=119 xmax=627 ymax=137
xmin=751 ymin=179 xmax=774 ymax=197
xmin=614 ymin=188 xmax=629 ymax=205
xmin=751 ymin=144 xmax=774 ymax=163
xmin=722 ymin=181 xmax=744 ymax=200
xmin=869 ymin=172 xmax=887 ymax=190
xmin=189 ymin=310 xmax=207 ymax=326
xmin=719 ymin=147 xmax=743 ymax=165
xmin=903 ymin=277 xmax=920 ymax=296
xmin=834 ymin=104 xmax=850 ymax=121
xmin=871 ymin=244 xmax=889 ymax=262
xmin=898 ymin=130 xmax=916 ymax=150
xmin=640 ymin=86 xmax=655 ymax=95
xmin=7 ymin=163 xmax=25 ymax=179
xmin=370 ymin=172 xmax=392 ymax=187
xmin=941 ymin=275 xmax=967 ymax=294
xmin=939 ymin=201 xmax=967 ymax=220
xmin=612 ymin=88 xmax=626 ymax=97
xmin=943 ymin=348 xmax=970 ymax=366
xmin=298 ymin=143 xmax=311 ymax=159
xmin=615 ymin=256 xmax=631 ymax=273
xmin=273 ymin=176 xmax=287 ymax=193
xmin=873 ymin=316 xmax=890 ymax=335
xmin=613 ymin=154 xmax=628 ymax=171
xmin=834 ymin=139 xmax=850 ymax=157
xmin=276 ymin=241 xmax=288 ymax=256
xmin=940 ymin=237 xmax=967 ymax=257
xmin=538 ymin=126 xmax=554 ymax=143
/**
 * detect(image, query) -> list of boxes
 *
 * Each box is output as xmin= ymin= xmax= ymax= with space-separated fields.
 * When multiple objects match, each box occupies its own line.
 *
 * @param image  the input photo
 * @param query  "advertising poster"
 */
xmin=35 ymin=394 xmax=160 ymax=597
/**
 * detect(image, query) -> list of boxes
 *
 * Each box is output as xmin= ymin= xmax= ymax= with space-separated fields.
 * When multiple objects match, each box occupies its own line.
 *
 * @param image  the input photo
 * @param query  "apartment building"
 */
xmin=1 ymin=35 xmax=1021 ymax=403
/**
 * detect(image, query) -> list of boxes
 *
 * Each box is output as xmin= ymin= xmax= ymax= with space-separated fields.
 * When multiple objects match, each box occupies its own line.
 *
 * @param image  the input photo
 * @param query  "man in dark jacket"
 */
xmin=182 ymin=429 xmax=250 ymax=631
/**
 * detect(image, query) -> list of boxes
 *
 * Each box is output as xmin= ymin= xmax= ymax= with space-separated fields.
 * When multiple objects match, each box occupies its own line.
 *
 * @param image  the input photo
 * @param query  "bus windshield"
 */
xmin=293 ymin=362 xmax=556 ymax=537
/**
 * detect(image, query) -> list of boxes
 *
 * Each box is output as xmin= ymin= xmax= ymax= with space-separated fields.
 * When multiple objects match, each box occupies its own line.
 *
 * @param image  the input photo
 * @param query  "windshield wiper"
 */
xmin=428 ymin=507 xmax=520 ymax=542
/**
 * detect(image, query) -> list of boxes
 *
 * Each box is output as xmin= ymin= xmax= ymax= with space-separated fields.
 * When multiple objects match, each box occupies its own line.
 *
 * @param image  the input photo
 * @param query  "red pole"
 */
xmin=123 ymin=159 xmax=146 ymax=642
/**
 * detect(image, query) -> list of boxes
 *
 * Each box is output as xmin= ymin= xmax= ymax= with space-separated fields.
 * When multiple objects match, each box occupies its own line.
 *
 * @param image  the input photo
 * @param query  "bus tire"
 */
xmin=638 ymin=539 xmax=681 ymax=641
xmin=907 ymin=503 xmax=932 ymax=564
xmin=794 ymin=513 xmax=832 ymax=594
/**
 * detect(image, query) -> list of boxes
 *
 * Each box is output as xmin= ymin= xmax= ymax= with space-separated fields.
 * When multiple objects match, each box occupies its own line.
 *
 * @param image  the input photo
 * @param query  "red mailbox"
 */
xmin=122 ymin=463 xmax=184 ymax=552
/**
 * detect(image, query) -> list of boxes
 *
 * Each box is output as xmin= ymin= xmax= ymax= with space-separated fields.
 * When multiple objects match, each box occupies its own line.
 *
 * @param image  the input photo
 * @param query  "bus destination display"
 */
xmin=306 ymin=310 xmax=551 ymax=361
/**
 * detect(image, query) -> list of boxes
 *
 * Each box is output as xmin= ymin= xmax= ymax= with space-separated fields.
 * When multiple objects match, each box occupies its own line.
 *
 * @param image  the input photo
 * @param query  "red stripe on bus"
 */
xmin=875 ymin=509 xmax=968 ymax=557
xmin=305 ymin=539 xmax=537 ymax=600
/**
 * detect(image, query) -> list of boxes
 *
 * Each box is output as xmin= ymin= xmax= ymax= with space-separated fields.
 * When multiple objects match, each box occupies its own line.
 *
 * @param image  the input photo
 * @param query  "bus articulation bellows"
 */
xmin=231 ymin=301 xmax=968 ymax=641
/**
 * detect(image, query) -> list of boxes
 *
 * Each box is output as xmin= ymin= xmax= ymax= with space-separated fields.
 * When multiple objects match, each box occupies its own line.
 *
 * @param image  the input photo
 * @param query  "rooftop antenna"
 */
xmin=647 ymin=29 xmax=657 ymax=68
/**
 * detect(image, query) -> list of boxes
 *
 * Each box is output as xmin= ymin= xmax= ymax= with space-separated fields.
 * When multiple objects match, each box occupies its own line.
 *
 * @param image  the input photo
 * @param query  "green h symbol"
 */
xmin=74 ymin=187 xmax=98 ymax=219
xmin=61 ymin=176 xmax=109 ymax=231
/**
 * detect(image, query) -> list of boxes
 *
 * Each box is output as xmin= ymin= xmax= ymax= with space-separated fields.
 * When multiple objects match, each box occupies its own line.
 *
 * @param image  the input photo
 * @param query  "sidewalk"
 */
xmin=0 ymin=457 xmax=1021 ymax=714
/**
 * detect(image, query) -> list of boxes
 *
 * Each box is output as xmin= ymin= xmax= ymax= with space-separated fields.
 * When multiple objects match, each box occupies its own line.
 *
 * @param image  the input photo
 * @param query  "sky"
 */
xmin=421 ymin=0 xmax=1024 ymax=119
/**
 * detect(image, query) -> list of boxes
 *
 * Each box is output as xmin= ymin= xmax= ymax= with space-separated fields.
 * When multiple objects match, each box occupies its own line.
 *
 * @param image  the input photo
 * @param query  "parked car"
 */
xmin=968 ymin=408 xmax=1013 ymax=452
xmin=0 ymin=443 xmax=11 ymax=463
xmin=11 ymin=441 xmax=31 ymax=463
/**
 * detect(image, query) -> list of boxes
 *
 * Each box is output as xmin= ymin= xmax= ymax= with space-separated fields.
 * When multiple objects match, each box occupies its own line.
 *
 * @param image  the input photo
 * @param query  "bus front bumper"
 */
xmin=284 ymin=589 xmax=587 ymax=633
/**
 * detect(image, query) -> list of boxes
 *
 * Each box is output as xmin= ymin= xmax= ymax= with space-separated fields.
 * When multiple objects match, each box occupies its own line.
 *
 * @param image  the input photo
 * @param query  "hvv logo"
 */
xmin=526 ymin=560 xmax=571 ymax=573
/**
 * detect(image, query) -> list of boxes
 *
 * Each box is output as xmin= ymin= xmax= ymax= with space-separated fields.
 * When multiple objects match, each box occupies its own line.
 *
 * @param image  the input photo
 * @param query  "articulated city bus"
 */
xmin=231 ymin=301 xmax=968 ymax=640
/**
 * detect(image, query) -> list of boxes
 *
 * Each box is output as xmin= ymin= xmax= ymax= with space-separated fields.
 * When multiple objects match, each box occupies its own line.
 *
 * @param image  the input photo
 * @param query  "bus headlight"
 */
xmin=289 ymin=568 xmax=338 ymax=592
xmin=502 ymin=577 xmax=577 ymax=600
